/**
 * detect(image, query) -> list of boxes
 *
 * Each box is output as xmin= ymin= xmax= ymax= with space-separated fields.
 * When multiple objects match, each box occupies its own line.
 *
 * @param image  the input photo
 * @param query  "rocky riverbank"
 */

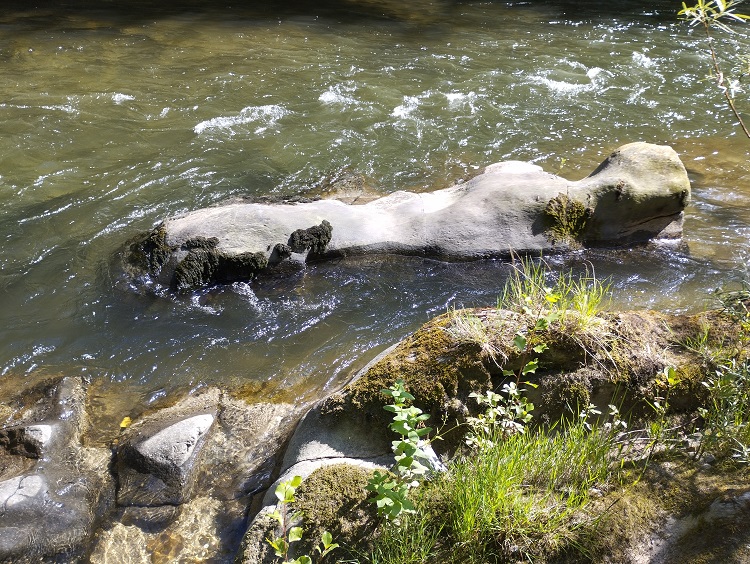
xmin=1 ymin=296 xmax=749 ymax=562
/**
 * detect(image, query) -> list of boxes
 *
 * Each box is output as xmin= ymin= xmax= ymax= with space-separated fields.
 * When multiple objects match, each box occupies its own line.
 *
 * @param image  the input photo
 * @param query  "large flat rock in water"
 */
xmin=125 ymin=142 xmax=690 ymax=291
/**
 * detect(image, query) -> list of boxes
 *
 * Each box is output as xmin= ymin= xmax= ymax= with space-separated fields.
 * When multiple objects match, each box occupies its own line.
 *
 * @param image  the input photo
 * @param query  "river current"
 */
xmin=1 ymin=0 xmax=749 ymax=433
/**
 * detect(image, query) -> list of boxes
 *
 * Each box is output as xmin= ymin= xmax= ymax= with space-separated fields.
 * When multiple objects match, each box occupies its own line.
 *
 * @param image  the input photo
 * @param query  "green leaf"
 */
xmin=269 ymin=509 xmax=282 ymax=526
xmin=267 ymin=537 xmax=287 ymax=557
xmin=377 ymin=496 xmax=393 ymax=508
xmin=533 ymin=343 xmax=548 ymax=354
xmin=522 ymin=359 xmax=539 ymax=375
xmin=400 ymin=390 xmax=415 ymax=402
xmin=275 ymin=476 xmax=301 ymax=504
xmin=319 ymin=531 xmax=340 ymax=556
xmin=513 ymin=332 xmax=527 ymax=352
xmin=320 ymin=542 xmax=340 ymax=557
xmin=289 ymin=527 xmax=303 ymax=543
xmin=274 ymin=482 xmax=287 ymax=502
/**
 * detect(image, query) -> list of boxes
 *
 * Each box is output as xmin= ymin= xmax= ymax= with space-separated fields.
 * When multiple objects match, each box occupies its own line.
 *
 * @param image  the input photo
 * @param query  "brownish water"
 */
xmin=1 ymin=0 xmax=749 ymax=431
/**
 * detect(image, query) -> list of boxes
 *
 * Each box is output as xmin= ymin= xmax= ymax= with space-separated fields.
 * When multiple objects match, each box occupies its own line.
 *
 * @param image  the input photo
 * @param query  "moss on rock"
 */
xmin=320 ymin=314 xmax=492 ymax=450
xmin=174 ymin=248 xmax=222 ymax=291
xmin=320 ymin=303 xmax=750 ymax=455
xmin=294 ymin=464 xmax=378 ymax=560
xmin=126 ymin=219 xmax=333 ymax=291
xmin=544 ymin=193 xmax=591 ymax=246
xmin=220 ymin=252 xmax=270 ymax=282
xmin=173 ymin=241 xmax=269 ymax=292
xmin=125 ymin=224 xmax=174 ymax=277
xmin=288 ymin=220 xmax=333 ymax=255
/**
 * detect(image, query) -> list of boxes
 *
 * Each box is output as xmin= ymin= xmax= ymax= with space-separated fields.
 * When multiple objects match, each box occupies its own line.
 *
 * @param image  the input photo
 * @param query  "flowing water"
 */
xmin=1 ymin=0 xmax=749 ymax=433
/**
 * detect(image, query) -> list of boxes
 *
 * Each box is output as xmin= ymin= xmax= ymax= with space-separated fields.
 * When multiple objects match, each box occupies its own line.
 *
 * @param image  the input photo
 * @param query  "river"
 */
xmin=1 ymin=0 xmax=748 ymax=438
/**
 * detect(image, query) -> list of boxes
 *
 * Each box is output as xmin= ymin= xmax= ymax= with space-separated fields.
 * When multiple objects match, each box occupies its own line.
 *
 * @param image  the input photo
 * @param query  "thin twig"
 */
xmin=703 ymin=19 xmax=750 ymax=137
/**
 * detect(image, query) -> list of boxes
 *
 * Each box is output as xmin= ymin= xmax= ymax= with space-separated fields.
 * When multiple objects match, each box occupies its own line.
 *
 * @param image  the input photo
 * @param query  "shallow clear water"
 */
xmin=1 ymin=0 xmax=749 ymax=427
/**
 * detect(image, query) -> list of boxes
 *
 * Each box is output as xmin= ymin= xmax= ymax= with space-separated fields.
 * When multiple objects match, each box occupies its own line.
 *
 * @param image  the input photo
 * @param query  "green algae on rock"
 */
xmin=544 ymin=193 xmax=592 ymax=246
xmin=124 ymin=223 xmax=172 ymax=278
xmin=288 ymin=220 xmax=333 ymax=255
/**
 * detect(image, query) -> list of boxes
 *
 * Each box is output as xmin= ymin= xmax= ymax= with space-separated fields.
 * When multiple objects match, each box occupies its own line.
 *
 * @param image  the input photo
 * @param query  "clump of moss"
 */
xmin=670 ymin=308 xmax=750 ymax=368
xmin=220 ymin=252 xmax=269 ymax=282
xmin=125 ymin=224 xmax=174 ymax=277
xmin=539 ymin=368 xmax=593 ymax=416
xmin=321 ymin=315 xmax=492 ymax=451
xmin=545 ymin=193 xmax=591 ymax=246
xmin=172 ymin=236 xmax=269 ymax=292
xmin=174 ymin=247 xmax=222 ymax=291
xmin=294 ymin=464 xmax=378 ymax=560
xmin=271 ymin=243 xmax=293 ymax=262
xmin=288 ymin=220 xmax=333 ymax=255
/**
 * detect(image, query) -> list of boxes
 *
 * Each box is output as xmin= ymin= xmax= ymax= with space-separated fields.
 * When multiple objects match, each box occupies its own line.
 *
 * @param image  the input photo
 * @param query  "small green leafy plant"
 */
xmin=267 ymin=476 xmax=339 ymax=564
xmin=367 ymin=379 xmax=439 ymax=522
xmin=431 ymin=390 xmax=622 ymax=563
xmin=466 ymin=383 xmax=534 ymax=449
xmin=697 ymin=359 xmax=750 ymax=459
xmin=646 ymin=366 xmax=681 ymax=442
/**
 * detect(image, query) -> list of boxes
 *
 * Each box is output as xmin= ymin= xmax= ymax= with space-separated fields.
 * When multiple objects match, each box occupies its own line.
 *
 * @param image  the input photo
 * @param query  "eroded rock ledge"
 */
xmin=124 ymin=142 xmax=690 ymax=291
xmin=2 ymin=300 xmax=749 ymax=562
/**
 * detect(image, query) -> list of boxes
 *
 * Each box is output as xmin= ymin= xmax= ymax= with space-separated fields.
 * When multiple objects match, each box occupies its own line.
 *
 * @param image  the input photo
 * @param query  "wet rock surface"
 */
xmin=90 ymin=389 xmax=301 ymax=563
xmin=125 ymin=142 xmax=691 ymax=291
xmin=0 ymin=376 xmax=303 ymax=563
xmin=0 ymin=377 xmax=112 ymax=564
xmin=116 ymin=412 xmax=216 ymax=506
xmin=2 ymin=302 xmax=749 ymax=562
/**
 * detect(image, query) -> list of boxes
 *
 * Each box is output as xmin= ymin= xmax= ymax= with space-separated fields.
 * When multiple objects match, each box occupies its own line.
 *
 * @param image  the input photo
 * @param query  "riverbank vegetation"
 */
xmin=279 ymin=260 xmax=750 ymax=564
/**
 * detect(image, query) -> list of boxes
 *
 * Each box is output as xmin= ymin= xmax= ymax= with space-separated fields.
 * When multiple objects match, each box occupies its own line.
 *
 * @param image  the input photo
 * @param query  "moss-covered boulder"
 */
xmin=317 ymin=305 xmax=741 ymax=453
xmin=237 ymin=300 xmax=748 ymax=562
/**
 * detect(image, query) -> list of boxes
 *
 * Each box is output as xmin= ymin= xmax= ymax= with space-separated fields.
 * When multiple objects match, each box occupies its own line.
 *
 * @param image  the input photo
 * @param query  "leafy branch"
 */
xmin=679 ymin=0 xmax=750 ymax=138
xmin=367 ymin=379 xmax=443 ymax=522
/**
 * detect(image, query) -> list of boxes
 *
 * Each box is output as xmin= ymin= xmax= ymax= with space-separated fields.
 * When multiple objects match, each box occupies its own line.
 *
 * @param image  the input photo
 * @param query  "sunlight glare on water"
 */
xmin=0 ymin=0 xmax=749 ymax=418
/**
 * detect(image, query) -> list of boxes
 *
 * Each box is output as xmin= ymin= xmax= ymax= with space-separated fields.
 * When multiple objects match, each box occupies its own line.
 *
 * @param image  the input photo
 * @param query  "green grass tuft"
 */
xmin=367 ymin=414 xmax=622 ymax=564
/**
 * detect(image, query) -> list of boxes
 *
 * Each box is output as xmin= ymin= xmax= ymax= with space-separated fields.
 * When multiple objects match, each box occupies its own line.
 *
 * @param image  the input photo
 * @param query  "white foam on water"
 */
xmin=527 ymin=65 xmax=611 ymax=96
xmin=632 ymin=51 xmax=656 ymax=68
xmin=112 ymin=93 xmax=135 ymax=104
xmin=319 ymin=83 xmax=359 ymax=106
xmin=391 ymin=95 xmax=420 ymax=118
xmin=444 ymin=91 xmax=479 ymax=113
xmin=194 ymin=104 xmax=290 ymax=135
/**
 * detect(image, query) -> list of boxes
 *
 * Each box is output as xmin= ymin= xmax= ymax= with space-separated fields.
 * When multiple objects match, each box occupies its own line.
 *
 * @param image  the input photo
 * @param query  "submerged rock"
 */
xmin=89 ymin=389 xmax=302 ymax=564
xmin=125 ymin=142 xmax=691 ymax=291
xmin=116 ymin=412 xmax=216 ymax=507
xmin=0 ymin=377 xmax=112 ymax=563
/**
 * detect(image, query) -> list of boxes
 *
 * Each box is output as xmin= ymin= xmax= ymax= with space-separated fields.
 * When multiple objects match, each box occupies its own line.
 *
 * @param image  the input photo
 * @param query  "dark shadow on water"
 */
xmin=1 ymin=0 xmax=684 ymax=27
